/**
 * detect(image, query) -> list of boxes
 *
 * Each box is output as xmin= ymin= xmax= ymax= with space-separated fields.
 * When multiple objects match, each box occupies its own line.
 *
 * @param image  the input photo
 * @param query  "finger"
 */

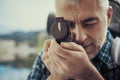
xmin=42 ymin=51 xmax=49 ymax=62
xmin=43 ymin=48 xmax=59 ymax=74
xmin=48 ymin=48 xmax=60 ymax=70
xmin=49 ymin=40 xmax=83 ymax=60
xmin=60 ymin=42 xmax=84 ymax=51
xmin=50 ymin=39 xmax=60 ymax=48
xmin=42 ymin=39 xmax=66 ymax=74
xmin=42 ymin=53 xmax=56 ymax=74
xmin=46 ymin=58 xmax=57 ymax=74
xmin=52 ymin=54 xmax=71 ymax=75
xmin=42 ymin=53 xmax=50 ymax=68
xmin=48 ymin=46 xmax=69 ymax=75
xmin=50 ymin=40 xmax=70 ymax=58
xmin=52 ymin=53 xmax=66 ymax=67
xmin=43 ymin=39 xmax=51 ymax=52
xmin=44 ymin=60 xmax=54 ymax=74
xmin=42 ymin=52 xmax=50 ymax=67
xmin=50 ymin=53 xmax=67 ymax=75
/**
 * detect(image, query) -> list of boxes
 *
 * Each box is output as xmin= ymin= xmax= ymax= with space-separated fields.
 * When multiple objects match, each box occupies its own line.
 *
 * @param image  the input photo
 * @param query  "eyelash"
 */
xmin=69 ymin=22 xmax=96 ymax=29
xmin=84 ymin=23 xmax=95 ymax=26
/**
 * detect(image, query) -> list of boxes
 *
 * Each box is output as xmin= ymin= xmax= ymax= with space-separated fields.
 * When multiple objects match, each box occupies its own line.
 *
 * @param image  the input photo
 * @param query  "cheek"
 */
xmin=87 ymin=23 xmax=107 ymax=47
xmin=88 ymin=13 xmax=108 ymax=45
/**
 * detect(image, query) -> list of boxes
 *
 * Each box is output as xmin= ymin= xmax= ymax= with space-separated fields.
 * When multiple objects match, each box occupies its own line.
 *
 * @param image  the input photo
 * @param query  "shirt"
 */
xmin=91 ymin=31 xmax=120 ymax=80
xmin=27 ymin=30 xmax=120 ymax=80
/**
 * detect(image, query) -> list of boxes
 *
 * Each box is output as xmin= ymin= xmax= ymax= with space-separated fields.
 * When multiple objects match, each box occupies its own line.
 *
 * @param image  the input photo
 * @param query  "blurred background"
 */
xmin=0 ymin=0 xmax=55 ymax=80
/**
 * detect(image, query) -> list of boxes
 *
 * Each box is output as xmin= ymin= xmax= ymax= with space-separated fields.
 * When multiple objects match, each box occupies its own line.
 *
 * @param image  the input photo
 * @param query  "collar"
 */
xmin=97 ymin=30 xmax=113 ymax=65
xmin=91 ymin=30 xmax=114 ymax=70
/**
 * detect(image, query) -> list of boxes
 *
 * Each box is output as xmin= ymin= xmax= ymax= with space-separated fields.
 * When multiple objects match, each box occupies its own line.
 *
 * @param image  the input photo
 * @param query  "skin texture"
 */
xmin=42 ymin=0 xmax=113 ymax=80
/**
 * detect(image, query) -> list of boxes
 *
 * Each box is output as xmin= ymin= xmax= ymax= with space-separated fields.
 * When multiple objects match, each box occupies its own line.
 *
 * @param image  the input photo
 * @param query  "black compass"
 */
xmin=50 ymin=17 xmax=70 ymax=43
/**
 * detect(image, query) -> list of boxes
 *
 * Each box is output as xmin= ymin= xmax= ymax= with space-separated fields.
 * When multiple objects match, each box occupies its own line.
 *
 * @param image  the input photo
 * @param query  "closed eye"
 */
xmin=82 ymin=17 xmax=99 ymax=28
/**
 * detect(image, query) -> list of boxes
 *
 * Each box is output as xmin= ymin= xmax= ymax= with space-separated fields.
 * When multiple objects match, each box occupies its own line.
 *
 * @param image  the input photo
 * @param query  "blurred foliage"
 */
xmin=13 ymin=54 xmax=38 ymax=69
xmin=0 ymin=31 xmax=49 ymax=69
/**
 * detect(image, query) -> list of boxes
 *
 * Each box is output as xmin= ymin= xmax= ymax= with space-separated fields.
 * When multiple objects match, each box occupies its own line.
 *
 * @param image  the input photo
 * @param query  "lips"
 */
xmin=84 ymin=44 xmax=93 ymax=53
xmin=83 ymin=41 xmax=91 ymax=47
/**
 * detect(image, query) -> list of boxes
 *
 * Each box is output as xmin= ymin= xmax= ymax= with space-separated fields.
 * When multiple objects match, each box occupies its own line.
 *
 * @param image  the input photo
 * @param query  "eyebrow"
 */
xmin=82 ymin=17 xmax=99 ymax=23
xmin=64 ymin=17 xmax=99 ymax=26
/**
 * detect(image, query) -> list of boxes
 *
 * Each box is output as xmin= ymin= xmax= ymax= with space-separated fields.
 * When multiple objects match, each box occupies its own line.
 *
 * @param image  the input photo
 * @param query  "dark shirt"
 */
xmin=27 ymin=31 xmax=120 ymax=80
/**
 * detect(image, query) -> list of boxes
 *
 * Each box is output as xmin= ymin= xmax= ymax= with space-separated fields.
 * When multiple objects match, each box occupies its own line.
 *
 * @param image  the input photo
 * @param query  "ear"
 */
xmin=107 ymin=6 xmax=113 ymax=26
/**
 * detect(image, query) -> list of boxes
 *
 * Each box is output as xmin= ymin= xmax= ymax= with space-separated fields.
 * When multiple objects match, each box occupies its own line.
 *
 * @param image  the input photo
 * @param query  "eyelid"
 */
xmin=82 ymin=17 xmax=98 ymax=23
xmin=82 ymin=17 xmax=99 ymax=26
xmin=84 ymin=20 xmax=98 ymax=25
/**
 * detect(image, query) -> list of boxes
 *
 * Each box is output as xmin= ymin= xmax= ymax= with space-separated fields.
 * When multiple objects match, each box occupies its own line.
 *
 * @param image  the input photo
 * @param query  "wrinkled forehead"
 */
xmin=56 ymin=0 xmax=99 ymax=7
xmin=55 ymin=0 xmax=100 ymax=16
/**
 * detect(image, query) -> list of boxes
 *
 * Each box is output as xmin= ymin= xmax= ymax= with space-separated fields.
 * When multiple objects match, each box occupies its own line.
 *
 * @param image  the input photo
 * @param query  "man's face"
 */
xmin=56 ymin=0 xmax=112 ymax=59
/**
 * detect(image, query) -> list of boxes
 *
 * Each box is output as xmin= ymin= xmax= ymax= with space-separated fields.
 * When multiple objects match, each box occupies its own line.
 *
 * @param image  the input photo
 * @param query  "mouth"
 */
xmin=72 ymin=39 xmax=93 ymax=53
xmin=83 ymin=43 xmax=93 ymax=53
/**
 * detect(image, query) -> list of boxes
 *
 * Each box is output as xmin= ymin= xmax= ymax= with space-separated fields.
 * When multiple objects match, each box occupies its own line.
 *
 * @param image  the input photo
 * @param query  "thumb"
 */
xmin=60 ymin=42 xmax=84 ymax=51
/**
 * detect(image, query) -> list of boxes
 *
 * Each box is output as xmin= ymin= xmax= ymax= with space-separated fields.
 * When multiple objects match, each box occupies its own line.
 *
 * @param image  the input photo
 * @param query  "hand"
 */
xmin=42 ymin=39 xmax=104 ymax=80
xmin=42 ymin=39 xmax=68 ymax=79
xmin=46 ymin=75 xmax=68 ymax=80
xmin=60 ymin=41 xmax=92 ymax=78
xmin=47 ymin=75 xmax=83 ymax=80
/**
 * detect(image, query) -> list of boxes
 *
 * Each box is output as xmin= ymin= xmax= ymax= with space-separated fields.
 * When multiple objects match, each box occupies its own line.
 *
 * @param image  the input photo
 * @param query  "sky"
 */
xmin=0 ymin=0 xmax=55 ymax=34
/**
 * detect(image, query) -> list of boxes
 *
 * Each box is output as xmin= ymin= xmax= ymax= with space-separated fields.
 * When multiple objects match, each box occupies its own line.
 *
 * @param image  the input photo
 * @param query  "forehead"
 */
xmin=56 ymin=0 xmax=101 ymax=20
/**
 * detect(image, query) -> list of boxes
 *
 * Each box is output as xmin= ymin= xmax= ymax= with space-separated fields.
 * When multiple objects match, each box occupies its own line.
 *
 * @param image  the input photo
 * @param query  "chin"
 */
xmin=88 ymin=52 xmax=98 ymax=60
xmin=87 ymin=47 xmax=101 ymax=60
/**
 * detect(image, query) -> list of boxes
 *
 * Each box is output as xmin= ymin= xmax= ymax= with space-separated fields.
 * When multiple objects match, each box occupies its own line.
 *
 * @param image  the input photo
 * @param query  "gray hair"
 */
xmin=98 ymin=0 xmax=109 ymax=11
xmin=55 ymin=0 xmax=110 ymax=12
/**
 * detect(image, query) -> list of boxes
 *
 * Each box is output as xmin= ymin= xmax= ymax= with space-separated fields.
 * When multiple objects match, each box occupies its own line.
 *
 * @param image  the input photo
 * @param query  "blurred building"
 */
xmin=0 ymin=39 xmax=36 ymax=62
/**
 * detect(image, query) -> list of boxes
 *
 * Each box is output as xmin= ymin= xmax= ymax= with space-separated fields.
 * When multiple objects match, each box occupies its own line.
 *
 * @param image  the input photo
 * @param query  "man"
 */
xmin=27 ymin=0 xmax=120 ymax=80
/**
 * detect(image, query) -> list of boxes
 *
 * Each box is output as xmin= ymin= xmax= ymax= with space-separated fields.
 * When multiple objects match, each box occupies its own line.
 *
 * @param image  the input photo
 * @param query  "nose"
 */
xmin=70 ymin=24 xmax=87 ymax=43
